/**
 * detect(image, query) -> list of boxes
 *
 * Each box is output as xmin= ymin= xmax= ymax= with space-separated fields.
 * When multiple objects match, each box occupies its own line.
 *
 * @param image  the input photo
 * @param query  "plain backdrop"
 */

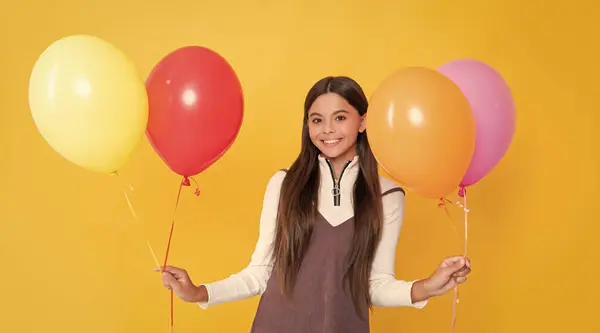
xmin=1 ymin=0 xmax=598 ymax=332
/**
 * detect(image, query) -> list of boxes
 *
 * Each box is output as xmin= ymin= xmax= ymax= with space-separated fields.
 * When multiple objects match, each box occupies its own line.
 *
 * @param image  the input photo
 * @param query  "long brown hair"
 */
xmin=272 ymin=76 xmax=384 ymax=317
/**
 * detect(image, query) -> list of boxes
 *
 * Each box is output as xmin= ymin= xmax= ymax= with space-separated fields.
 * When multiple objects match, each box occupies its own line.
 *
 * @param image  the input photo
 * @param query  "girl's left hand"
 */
xmin=423 ymin=256 xmax=472 ymax=297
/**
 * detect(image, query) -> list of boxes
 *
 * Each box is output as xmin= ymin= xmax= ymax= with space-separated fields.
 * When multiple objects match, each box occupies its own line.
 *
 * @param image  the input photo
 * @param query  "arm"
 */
xmin=197 ymin=170 xmax=286 ymax=309
xmin=369 ymin=189 xmax=429 ymax=308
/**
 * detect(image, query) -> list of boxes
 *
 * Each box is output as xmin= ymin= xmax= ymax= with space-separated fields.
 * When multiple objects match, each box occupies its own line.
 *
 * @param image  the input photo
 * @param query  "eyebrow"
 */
xmin=309 ymin=109 xmax=349 ymax=117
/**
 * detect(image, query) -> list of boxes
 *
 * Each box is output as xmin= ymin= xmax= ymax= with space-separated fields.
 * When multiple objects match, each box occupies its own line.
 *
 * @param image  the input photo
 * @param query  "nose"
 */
xmin=323 ymin=121 xmax=335 ymax=134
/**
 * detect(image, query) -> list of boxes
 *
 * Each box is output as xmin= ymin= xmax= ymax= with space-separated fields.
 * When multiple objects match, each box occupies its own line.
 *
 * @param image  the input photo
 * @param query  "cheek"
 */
xmin=307 ymin=124 xmax=320 ymax=142
xmin=340 ymin=121 xmax=361 ymax=138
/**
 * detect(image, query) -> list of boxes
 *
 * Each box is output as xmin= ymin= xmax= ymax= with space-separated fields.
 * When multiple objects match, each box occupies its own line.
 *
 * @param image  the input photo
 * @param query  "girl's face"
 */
xmin=307 ymin=93 xmax=365 ymax=162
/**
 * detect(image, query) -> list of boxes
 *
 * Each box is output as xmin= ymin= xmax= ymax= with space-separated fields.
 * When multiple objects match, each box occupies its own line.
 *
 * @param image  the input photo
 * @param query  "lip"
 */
xmin=321 ymin=138 xmax=342 ymax=147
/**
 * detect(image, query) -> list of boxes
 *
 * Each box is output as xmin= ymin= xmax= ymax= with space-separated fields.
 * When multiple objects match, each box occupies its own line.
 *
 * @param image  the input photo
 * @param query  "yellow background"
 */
xmin=1 ymin=1 xmax=598 ymax=332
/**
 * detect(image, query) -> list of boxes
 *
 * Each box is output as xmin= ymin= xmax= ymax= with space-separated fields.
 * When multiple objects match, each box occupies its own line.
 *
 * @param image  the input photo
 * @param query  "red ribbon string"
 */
xmin=161 ymin=176 xmax=200 ymax=333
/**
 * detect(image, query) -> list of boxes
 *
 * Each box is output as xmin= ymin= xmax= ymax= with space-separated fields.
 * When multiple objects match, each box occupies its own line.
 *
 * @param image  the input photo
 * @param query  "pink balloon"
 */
xmin=438 ymin=59 xmax=516 ymax=188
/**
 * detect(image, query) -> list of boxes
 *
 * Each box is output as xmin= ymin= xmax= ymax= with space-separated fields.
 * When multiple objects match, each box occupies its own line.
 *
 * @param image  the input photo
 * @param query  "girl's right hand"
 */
xmin=153 ymin=266 xmax=208 ymax=303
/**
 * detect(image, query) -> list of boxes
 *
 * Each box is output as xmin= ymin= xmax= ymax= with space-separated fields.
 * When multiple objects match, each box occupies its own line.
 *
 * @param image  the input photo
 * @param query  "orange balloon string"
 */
xmin=161 ymin=176 xmax=200 ymax=333
xmin=438 ymin=198 xmax=459 ymax=239
xmin=111 ymin=172 xmax=161 ymax=269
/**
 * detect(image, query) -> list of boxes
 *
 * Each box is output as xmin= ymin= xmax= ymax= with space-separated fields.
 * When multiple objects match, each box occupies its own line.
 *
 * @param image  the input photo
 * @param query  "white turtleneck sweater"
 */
xmin=198 ymin=155 xmax=428 ymax=309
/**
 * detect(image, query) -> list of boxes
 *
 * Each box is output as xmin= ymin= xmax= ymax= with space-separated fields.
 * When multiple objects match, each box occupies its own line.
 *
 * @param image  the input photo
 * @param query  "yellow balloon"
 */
xmin=28 ymin=35 xmax=148 ymax=174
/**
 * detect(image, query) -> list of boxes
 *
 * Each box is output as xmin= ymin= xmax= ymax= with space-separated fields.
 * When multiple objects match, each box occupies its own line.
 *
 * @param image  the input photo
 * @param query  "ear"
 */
xmin=359 ymin=114 xmax=366 ymax=133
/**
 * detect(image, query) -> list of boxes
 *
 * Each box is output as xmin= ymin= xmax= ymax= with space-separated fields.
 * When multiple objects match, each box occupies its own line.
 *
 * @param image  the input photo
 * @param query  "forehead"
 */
xmin=308 ymin=93 xmax=356 ymax=116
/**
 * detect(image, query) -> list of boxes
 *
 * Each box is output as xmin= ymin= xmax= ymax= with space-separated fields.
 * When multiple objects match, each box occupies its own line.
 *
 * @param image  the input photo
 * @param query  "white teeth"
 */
xmin=324 ymin=139 xmax=340 ymax=144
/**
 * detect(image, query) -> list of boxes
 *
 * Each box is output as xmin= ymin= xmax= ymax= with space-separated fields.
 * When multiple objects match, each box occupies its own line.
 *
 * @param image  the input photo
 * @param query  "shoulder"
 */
xmin=263 ymin=169 xmax=288 ymax=194
xmin=378 ymin=175 xmax=405 ymax=197
xmin=266 ymin=169 xmax=287 ymax=189
xmin=260 ymin=169 xmax=288 ymax=204
xmin=378 ymin=175 xmax=405 ymax=219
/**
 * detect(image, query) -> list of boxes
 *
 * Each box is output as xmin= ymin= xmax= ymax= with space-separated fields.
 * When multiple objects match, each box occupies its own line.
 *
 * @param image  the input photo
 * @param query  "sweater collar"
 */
xmin=317 ymin=154 xmax=360 ymax=190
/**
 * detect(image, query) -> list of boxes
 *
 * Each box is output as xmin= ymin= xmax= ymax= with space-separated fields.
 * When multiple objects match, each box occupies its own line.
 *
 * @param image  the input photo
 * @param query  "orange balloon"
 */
xmin=367 ymin=67 xmax=476 ymax=199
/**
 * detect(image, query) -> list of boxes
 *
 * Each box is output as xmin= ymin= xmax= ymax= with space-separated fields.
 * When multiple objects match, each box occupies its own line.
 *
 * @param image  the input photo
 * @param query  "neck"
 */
xmin=328 ymin=157 xmax=352 ymax=179
xmin=318 ymin=154 xmax=359 ymax=179
xmin=322 ymin=146 xmax=358 ymax=178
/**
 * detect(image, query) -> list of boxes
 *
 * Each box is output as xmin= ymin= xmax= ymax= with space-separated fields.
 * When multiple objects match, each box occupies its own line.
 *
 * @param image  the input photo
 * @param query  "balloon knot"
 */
xmin=183 ymin=176 xmax=200 ymax=196
xmin=438 ymin=197 xmax=451 ymax=208
xmin=458 ymin=186 xmax=467 ymax=197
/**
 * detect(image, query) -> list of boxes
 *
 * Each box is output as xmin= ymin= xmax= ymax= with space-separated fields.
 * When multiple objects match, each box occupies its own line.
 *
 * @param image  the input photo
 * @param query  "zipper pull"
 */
xmin=325 ymin=158 xmax=351 ymax=207
xmin=332 ymin=182 xmax=341 ymax=206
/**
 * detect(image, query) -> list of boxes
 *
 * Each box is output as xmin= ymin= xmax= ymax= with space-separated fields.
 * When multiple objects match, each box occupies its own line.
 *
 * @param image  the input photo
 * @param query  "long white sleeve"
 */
xmin=369 ymin=189 xmax=428 ymax=309
xmin=198 ymin=170 xmax=285 ymax=309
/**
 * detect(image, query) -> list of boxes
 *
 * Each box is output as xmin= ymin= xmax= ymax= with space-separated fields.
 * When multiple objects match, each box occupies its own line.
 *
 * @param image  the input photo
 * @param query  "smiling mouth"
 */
xmin=322 ymin=139 xmax=341 ymax=146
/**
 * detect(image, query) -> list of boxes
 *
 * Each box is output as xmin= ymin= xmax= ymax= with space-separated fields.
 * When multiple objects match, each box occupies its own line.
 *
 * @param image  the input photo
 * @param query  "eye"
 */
xmin=311 ymin=118 xmax=322 ymax=123
xmin=335 ymin=115 xmax=346 ymax=121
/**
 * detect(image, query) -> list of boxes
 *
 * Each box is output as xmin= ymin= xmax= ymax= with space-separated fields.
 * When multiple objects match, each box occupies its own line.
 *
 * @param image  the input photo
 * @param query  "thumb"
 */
xmin=162 ymin=272 xmax=182 ymax=292
xmin=440 ymin=257 xmax=465 ymax=277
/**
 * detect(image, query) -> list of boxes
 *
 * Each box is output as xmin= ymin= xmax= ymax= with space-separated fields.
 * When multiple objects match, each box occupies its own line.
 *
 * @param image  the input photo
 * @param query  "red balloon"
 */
xmin=146 ymin=46 xmax=243 ymax=177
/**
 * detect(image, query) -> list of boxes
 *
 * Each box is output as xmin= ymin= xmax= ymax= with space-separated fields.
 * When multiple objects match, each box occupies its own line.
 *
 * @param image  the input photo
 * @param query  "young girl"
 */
xmin=158 ymin=76 xmax=472 ymax=332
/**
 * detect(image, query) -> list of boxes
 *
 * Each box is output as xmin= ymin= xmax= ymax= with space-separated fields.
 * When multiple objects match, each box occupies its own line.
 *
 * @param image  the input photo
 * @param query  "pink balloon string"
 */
xmin=452 ymin=188 xmax=469 ymax=333
xmin=438 ymin=187 xmax=469 ymax=333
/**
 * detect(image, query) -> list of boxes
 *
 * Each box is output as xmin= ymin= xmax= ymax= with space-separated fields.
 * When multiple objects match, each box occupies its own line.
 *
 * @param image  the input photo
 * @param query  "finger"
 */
xmin=163 ymin=280 xmax=172 ymax=290
xmin=441 ymin=258 xmax=466 ymax=276
xmin=161 ymin=272 xmax=174 ymax=289
xmin=153 ymin=266 xmax=170 ymax=272
xmin=441 ymin=256 xmax=465 ymax=268
xmin=163 ymin=266 xmax=188 ymax=279
xmin=439 ymin=279 xmax=457 ymax=294
xmin=452 ymin=267 xmax=471 ymax=278
xmin=465 ymin=258 xmax=471 ymax=268
xmin=455 ymin=276 xmax=467 ymax=284
xmin=162 ymin=272 xmax=182 ymax=292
